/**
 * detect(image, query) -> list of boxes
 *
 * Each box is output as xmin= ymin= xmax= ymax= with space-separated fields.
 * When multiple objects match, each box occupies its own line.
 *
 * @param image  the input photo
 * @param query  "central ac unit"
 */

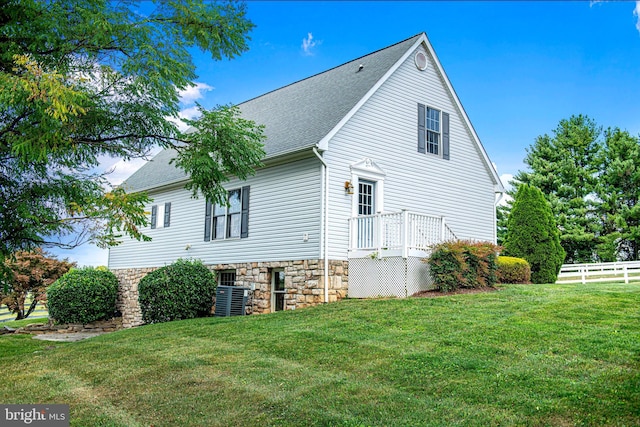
xmin=215 ymin=286 xmax=250 ymax=317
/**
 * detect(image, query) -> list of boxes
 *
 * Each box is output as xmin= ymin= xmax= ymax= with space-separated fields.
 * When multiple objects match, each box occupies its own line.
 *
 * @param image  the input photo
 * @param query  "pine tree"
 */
xmin=597 ymin=129 xmax=640 ymax=261
xmin=514 ymin=115 xmax=601 ymax=263
xmin=504 ymin=184 xmax=565 ymax=284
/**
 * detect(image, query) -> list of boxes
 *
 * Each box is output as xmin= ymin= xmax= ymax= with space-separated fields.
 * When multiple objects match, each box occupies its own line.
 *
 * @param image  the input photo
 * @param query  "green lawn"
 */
xmin=1 ymin=283 xmax=639 ymax=426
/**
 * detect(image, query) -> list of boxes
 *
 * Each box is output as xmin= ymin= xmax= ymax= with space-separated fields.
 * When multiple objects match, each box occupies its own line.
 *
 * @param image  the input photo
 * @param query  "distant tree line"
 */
xmin=499 ymin=115 xmax=640 ymax=264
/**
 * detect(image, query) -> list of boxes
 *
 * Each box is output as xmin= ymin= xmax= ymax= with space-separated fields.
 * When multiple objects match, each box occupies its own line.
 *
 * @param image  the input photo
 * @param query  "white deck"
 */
xmin=348 ymin=210 xmax=457 ymax=259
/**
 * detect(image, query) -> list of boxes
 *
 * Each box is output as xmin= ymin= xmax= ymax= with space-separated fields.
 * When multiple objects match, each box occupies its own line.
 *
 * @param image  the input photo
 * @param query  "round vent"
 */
xmin=414 ymin=51 xmax=428 ymax=71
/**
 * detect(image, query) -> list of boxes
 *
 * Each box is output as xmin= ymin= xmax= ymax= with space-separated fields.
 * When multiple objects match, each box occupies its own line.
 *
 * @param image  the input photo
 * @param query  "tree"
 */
xmin=503 ymin=184 xmax=565 ymax=284
xmin=0 ymin=1 xmax=265 ymax=267
xmin=596 ymin=128 xmax=640 ymax=261
xmin=514 ymin=115 xmax=601 ymax=263
xmin=496 ymin=203 xmax=510 ymax=247
xmin=1 ymin=248 xmax=74 ymax=320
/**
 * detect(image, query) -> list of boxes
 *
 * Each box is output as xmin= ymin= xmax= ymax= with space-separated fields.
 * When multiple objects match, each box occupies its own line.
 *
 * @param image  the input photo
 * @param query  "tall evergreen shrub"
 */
xmin=503 ymin=184 xmax=565 ymax=283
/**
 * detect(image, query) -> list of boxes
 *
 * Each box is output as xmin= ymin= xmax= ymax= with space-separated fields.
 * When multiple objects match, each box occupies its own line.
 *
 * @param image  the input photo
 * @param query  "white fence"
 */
xmin=556 ymin=260 xmax=640 ymax=284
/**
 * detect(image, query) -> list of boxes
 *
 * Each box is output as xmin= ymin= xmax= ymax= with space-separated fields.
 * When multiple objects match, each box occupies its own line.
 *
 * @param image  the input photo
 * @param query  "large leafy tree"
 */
xmin=596 ymin=128 xmax=640 ymax=261
xmin=503 ymin=184 xmax=565 ymax=284
xmin=1 ymin=248 xmax=74 ymax=320
xmin=0 ymin=0 xmax=265 ymax=264
xmin=514 ymin=115 xmax=601 ymax=263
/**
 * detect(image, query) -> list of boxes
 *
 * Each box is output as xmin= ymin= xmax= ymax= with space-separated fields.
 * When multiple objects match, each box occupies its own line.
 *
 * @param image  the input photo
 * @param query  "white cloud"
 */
xmin=177 ymin=82 xmax=214 ymax=104
xmin=166 ymin=105 xmax=203 ymax=132
xmin=592 ymin=1 xmax=640 ymax=34
xmin=302 ymin=32 xmax=318 ymax=56
xmin=105 ymin=157 xmax=153 ymax=186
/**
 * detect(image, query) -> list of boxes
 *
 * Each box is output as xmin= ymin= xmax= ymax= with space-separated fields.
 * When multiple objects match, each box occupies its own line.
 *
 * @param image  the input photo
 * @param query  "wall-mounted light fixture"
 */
xmin=344 ymin=181 xmax=354 ymax=195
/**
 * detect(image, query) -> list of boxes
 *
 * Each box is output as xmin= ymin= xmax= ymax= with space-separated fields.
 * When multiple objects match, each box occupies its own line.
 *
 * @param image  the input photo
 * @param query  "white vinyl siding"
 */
xmin=323 ymin=44 xmax=496 ymax=259
xmin=109 ymin=157 xmax=322 ymax=269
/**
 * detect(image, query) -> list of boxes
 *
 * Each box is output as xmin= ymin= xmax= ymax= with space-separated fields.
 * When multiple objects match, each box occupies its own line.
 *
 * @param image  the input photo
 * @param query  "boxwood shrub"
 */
xmin=47 ymin=267 xmax=119 ymax=324
xmin=138 ymin=259 xmax=217 ymax=324
xmin=426 ymin=240 xmax=500 ymax=292
xmin=496 ymin=256 xmax=531 ymax=284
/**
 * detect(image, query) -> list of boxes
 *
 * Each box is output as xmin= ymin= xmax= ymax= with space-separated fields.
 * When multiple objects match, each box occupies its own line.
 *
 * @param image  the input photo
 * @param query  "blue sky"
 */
xmin=56 ymin=1 xmax=640 ymax=266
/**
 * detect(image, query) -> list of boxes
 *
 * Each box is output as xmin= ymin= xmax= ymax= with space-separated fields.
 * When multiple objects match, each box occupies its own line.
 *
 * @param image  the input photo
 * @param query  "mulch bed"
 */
xmin=412 ymin=286 xmax=499 ymax=298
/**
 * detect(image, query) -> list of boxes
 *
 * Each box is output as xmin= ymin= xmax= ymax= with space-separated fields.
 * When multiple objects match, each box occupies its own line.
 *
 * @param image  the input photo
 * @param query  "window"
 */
xmin=271 ymin=269 xmax=285 ymax=312
xmin=418 ymin=103 xmax=450 ymax=160
xmin=426 ymin=107 xmax=440 ymax=155
xmin=150 ymin=202 xmax=171 ymax=229
xmin=219 ymin=270 xmax=236 ymax=287
xmin=204 ymin=186 xmax=250 ymax=241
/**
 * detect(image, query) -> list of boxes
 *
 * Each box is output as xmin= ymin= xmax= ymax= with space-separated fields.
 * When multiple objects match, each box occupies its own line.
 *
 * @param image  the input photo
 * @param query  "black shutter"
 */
xmin=150 ymin=205 xmax=157 ymax=229
xmin=204 ymin=200 xmax=212 ymax=241
xmin=164 ymin=202 xmax=171 ymax=227
xmin=442 ymin=112 xmax=450 ymax=160
xmin=241 ymin=186 xmax=250 ymax=238
xmin=418 ymin=103 xmax=426 ymax=154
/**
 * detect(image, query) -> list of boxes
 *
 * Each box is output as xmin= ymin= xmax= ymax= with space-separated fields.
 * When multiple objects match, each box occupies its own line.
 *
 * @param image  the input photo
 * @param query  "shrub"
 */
xmin=426 ymin=240 xmax=500 ymax=292
xmin=496 ymin=256 xmax=531 ymax=284
xmin=503 ymin=184 xmax=565 ymax=283
xmin=138 ymin=259 xmax=216 ymax=324
xmin=47 ymin=267 xmax=119 ymax=324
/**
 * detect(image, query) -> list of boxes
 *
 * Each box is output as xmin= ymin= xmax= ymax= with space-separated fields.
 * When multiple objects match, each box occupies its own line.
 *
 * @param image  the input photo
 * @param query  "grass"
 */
xmin=1 ymin=283 xmax=639 ymax=426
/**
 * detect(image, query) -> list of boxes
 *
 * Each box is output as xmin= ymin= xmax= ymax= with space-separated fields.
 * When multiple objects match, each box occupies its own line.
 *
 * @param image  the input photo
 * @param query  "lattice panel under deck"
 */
xmin=348 ymin=256 xmax=435 ymax=298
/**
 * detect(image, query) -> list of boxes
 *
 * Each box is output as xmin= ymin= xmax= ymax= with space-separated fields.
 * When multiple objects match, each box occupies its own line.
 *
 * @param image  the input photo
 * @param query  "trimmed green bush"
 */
xmin=496 ymin=256 xmax=531 ymax=284
xmin=503 ymin=184 xmax=565 ymax=283
xmin=426 ymin=240 xmax=500 ymax=292
xmin=138 ymin=259 xmax=216 ymax=324
xmin=47 ymin=267 xmax=119 ymax=324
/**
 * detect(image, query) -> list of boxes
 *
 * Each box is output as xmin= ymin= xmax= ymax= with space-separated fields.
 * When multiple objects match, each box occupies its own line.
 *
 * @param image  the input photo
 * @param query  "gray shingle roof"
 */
xmin=122 ymin=34 xmax=422 ymax=192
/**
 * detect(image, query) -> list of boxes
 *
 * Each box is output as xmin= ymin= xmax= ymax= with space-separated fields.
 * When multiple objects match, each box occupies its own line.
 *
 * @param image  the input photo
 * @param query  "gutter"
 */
xmin=313 ymin=147 xmax=330 ymax=304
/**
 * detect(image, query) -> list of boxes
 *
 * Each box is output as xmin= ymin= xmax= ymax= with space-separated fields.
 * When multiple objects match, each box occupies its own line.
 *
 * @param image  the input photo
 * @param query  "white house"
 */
xmin=109 ymin=33 xmax=504 ymax=327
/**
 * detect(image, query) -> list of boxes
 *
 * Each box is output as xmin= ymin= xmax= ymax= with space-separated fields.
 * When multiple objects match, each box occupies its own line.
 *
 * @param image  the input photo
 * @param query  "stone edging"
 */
xmin=4 ymin=318 xmax=123 ymax=335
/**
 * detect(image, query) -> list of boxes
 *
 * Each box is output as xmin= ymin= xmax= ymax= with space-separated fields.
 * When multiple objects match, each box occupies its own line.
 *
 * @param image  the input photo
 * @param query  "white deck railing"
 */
xmin=348 ymin=210 xmax=457 ymax=258
xmin=556 ymin=260 xmax=640 ymax=284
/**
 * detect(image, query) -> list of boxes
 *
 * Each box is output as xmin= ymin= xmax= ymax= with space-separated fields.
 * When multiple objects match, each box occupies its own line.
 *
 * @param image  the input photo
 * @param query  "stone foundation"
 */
xmin=111 ymin=259 xmax=349 ymax=328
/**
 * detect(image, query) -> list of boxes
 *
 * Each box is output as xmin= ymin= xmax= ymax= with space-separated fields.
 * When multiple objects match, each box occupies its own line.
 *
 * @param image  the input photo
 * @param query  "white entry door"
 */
xmin=358 ymin=180 xmax=376 ymax=248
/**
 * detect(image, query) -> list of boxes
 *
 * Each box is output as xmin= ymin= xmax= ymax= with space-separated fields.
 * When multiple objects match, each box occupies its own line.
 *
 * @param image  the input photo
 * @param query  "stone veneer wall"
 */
xmin=111 ymin=259 xmax=348 ymax=328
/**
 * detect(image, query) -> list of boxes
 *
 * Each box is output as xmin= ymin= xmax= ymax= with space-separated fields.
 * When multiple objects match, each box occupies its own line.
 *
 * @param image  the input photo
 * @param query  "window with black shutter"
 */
xmin=204 ymin=187 xmax=250 ymax=241
xmin=418 ymin=103 xmax=450 ymax=159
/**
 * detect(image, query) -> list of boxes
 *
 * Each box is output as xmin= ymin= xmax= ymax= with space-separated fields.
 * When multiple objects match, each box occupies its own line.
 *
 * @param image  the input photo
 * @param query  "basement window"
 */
xmin=218 ymin=270 xmax=236 ymax=287
xmin=271 ymin=269 xmax=285 ymax=312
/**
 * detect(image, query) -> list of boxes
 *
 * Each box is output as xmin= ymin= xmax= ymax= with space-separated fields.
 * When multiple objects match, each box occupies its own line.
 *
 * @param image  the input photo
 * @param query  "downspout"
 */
xmin=313 ymin=147 xmax=330 ymax=304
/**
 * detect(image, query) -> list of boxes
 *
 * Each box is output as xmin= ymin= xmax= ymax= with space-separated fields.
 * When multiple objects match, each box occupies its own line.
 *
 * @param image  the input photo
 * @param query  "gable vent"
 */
xmin=414 ymin=51 xmax=428 ymax=71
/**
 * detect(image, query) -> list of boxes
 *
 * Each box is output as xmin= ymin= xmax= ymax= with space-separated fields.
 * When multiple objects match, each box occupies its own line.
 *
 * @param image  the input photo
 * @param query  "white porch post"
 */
xmin=402 ymin=209 xmax=409 ymax=258
xmin=375 ymin=214 xmax=382 ymax=255
xmin=441 ymin=216 xmax=446 ymax=242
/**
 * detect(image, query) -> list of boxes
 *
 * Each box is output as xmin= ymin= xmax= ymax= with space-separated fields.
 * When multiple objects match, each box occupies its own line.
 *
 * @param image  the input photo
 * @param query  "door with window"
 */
xmin=358 ymin=180 xmax=376 ymax=249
